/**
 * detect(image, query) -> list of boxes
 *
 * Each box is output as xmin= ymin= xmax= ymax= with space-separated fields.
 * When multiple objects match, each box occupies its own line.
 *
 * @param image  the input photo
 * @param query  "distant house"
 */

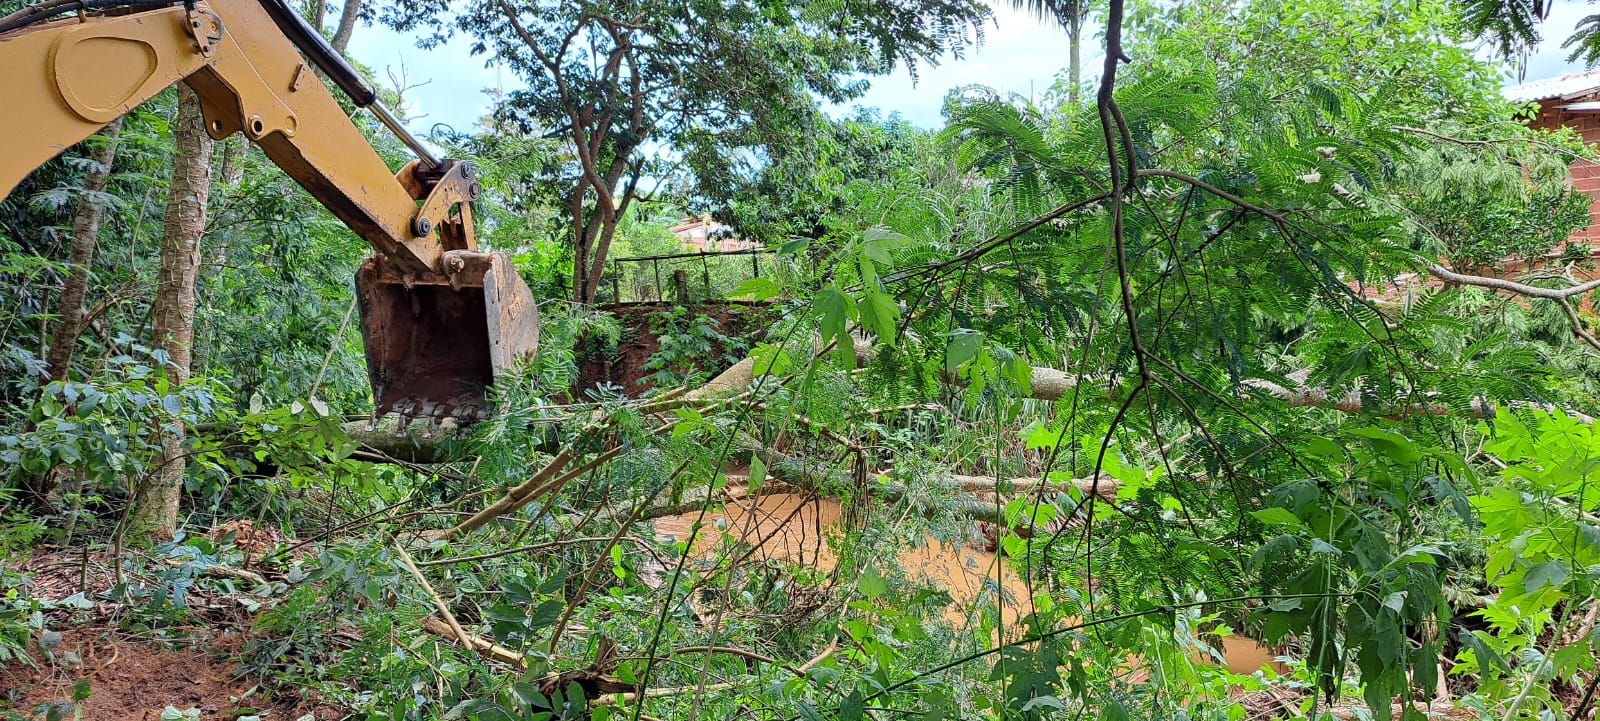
xmin=1355 ymin=72 xmax=1600 ymax=302
xmin=669 ymin=215 xmax=761 ymax=253
xmin=1504 ymin=69 xmax=1600 ymax=247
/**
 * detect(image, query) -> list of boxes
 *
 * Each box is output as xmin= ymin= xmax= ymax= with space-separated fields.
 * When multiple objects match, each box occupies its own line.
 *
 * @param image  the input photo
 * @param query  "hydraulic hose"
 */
xmin=0 ymin=0 xmax=180 ymax=34
xmin=256 ymin=0 xmax=439 ymax=168
xmin=0 ymin=0 xmax=440 ymax=169
xmin=255 ymin=0 xmax=375 ymax=106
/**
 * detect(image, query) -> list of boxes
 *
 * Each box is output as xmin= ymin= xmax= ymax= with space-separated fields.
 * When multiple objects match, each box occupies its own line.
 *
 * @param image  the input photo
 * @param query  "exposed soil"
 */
xmin=2 ymin=537 xmax=336 ymax=720
xmin=574 ymin=302 xmax=773 ymax=397
xmin=0 ymin=629 xmax=340 ymax=720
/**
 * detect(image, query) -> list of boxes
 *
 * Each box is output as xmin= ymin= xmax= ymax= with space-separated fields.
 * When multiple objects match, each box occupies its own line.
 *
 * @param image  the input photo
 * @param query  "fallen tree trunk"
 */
xmin=695 ymin=340 xmax=1592 ymax=424
xmin=341 ymin=419 xmax=467 ymax=463
xmin=1244 ymin=379 xmax=1596 ymax=425
xmin=421 ymin=616 xmax=526 ymax=668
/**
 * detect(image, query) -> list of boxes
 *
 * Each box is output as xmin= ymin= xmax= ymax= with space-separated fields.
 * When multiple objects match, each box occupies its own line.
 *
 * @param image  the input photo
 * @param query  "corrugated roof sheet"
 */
xmin=1502 ymin=69 xmax=1600 ymax=103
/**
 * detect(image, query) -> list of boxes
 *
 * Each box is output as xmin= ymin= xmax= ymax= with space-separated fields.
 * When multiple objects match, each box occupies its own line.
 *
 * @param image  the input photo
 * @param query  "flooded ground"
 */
xmin=651 ymin=491 xmax=1284 ymax=676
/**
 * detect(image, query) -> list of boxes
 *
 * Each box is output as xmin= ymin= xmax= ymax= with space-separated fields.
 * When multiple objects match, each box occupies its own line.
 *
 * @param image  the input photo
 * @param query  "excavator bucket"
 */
xmin=355 ymin=251 xmax=540 ymax=422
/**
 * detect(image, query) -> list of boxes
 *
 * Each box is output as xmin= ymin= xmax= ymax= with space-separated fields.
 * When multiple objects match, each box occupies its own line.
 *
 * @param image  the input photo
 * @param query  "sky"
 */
xmin=345 ymin=2 xmax=1594 ymax=141
xmin=1520 ymin=3 xmax=1596 ymax=82
xmin=346 ymin=4 xmax=1071 ymax=135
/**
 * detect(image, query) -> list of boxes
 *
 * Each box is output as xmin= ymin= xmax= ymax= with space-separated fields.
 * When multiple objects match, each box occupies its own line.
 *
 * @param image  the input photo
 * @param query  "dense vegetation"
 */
xmin=3 ymin=0 xmax=1600 ymax=719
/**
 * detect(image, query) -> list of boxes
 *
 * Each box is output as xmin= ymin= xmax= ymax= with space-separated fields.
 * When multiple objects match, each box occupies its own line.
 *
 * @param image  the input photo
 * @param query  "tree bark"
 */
xmin=309 ymin=0 xmax=327 ymax=34
xmin=331 ymin=0 xmax=360 ymax=53
xmin=214 ymin=136 xmax=249 ymax=188
xmin=131 ymin=85 xmax=214 ymax=543
xmin=582 ymin=219 xmax=620 ymax=304
xmin=1068 ymin=10 xmax=1082 ymax=106
xmin=46 ymin=117 xmax=124 ymax=382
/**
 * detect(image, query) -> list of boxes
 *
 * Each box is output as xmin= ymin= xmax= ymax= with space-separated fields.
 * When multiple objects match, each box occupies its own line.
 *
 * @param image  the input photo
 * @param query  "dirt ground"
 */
xmin=0 ymin=629 xmax=339 ymax=720
xmin=2 ymin=540 xmax=338 ymax=721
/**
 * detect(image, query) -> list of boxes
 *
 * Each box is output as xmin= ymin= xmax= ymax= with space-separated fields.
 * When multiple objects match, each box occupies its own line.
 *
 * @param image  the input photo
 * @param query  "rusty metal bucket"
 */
xmin=355 ymin=250 xmax=539 ymax=422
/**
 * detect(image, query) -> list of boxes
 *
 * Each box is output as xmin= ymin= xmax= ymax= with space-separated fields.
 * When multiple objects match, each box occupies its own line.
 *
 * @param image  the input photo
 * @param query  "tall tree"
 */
xmin=384 ymin=0 xmax=990 ymax=304
xmin=705 ymin=109 xmax=929 ymax=244
xmin=130 ymin=86 xmax=214 ymax=541
xmin=308 ymin=0 xmax=328 ymax=34
xmin=331 ymin=0 xmax=361 ymax=53
xmin=44 ymin=117 xmax=123 ymax=382
xmin=213 ymin=137 xmax=250 ymax=188
xmin=1009 ymin=0 xmax=1091 ymax=103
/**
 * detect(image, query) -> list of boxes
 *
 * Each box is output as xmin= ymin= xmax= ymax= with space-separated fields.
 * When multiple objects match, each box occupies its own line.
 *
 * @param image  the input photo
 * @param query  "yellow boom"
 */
xmin=0 ymin=0 xmax=539 ymax=421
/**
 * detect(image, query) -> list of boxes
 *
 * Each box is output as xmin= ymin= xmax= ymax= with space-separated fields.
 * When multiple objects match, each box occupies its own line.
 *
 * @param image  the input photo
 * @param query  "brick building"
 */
xmin=1354 ymin=72 xmax=1600 ymax=302
xmin=1504 ymin=69 xmax=1600 ymax=247
xmin=669 ymin=215 xmax=762 ymax=253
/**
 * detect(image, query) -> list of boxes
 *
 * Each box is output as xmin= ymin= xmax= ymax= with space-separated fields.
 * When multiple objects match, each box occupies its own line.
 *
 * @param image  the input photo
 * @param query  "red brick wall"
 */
xmin=1529 ymin=98 xmax=1600 ymax=244
xmin=1356 ymin=100 xmax=1600 ymax=304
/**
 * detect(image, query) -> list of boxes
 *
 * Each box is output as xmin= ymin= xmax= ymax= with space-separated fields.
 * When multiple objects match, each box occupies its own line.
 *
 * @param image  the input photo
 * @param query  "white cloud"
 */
xmin=1514 ymin=2 xmax=1592 ymax=82
xmin=832 ymin=5 xmax=1070 ymax=127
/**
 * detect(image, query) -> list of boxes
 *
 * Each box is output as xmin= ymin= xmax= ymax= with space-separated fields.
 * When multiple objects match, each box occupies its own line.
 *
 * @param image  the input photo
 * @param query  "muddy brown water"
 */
xmin=652 ymin=492 xmax=1284 ymax=676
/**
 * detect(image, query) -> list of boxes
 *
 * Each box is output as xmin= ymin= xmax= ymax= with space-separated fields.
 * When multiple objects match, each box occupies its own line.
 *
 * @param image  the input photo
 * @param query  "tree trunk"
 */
xmin=131 ymin=85 xmax=214 ymax=543
xmin=1067 ymin=11 xmax=1082 ymax=106
xmin=582 ymin=218 xmax=620 ymax=304
xmin=331 ymin=0 xmax=360 ymax=53
xmin=46 ymin=117 xmax=124 ymax=382
xmin=214 ymin=136 xmax=249 ymax=188
xmin=573 ymin=194 xmax=606 ymax=304
xmin=309 ymin=0 xmax=327 ymax=34
xmin=191 ymin=137 xmax=248 ymax=375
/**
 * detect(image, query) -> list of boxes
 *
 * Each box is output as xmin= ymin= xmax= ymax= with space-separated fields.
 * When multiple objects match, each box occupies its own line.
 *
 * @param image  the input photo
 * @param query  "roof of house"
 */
xmin=1502 ymin=68 xmax=1600 ymax=103
xmin=670 ymin=216 xmax=713 ymax=234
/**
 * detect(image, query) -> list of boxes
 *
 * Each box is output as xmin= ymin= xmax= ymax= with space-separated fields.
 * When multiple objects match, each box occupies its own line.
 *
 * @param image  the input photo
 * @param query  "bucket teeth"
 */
xmin=355 ymin=251 xmax=538 ymax=424
xmin=377 ymin=396 xmax=490 ymax=424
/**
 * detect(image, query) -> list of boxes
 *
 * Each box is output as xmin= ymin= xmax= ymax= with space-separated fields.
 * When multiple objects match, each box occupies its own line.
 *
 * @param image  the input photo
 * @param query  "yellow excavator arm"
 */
xmin=0 ymin=0 xmax=539 ymax=421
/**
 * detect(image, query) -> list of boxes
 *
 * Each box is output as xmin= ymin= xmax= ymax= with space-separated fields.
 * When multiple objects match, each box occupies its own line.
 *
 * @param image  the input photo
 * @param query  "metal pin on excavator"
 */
xmin=0 ymin=0 xmax=540 ymax=422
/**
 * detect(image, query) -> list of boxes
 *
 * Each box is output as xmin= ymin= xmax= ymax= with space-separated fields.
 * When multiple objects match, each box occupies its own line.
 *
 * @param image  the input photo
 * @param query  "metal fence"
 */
xmin=596 ymin=248 xmax=780 ymax=303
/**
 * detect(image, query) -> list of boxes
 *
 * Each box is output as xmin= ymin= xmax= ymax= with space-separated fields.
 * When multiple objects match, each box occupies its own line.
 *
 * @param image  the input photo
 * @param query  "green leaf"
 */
xmin=1459 ymin=629 xmax=1510 ymax=672
xmin=858 ymin=290 xmax=900 ymax=344
xmin=750 ymin=343 xmax=792 ymax=377
xmin=1523 ymin=561 xmax=1569 ymax=593
xmin=840 ymin=690 xmax=865 ymax=721
xmin=862 ymin=227 xmax=909 ymax=264
xmin=672 ymin=408 xmax=710 ymax=437
xmin=797 ymin=701 xmax=825 ymax=721
xmin=920 ymin=686 xmax=950 ymax=721
xmin=732 ymin=277 xmax=783 ymax=301
xmin=749 ymin=455 xmax=766 ymax=491
xmin=1251 ymin=507 xmax=1303 ymax=528
xmin=1022 ymin=421 xmax=1065 ymax=451
xmin=1349 ymin=426 xmax=1422 ymax=464
xmin=1552 ymin=642 xmax=1595 ymax=675
xmin=945 ymin=330 xmax=982 ymax=371
xmin=815 ymin=285 xmax=857 ymax=368
xmin=528 ymin=599 xmax=566 ymax=629
xmin=858 ymin=564 xmax=887 ymax=598
xmin=610 ymin=544 xmax=626 ymax=580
